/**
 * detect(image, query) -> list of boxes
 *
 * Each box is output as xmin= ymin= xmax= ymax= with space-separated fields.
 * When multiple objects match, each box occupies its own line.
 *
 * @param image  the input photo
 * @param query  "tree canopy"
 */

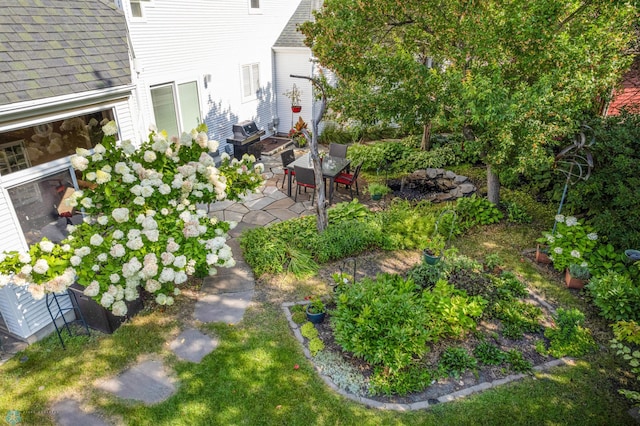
xmin=301 ymin=0 xmax=637 ymax=202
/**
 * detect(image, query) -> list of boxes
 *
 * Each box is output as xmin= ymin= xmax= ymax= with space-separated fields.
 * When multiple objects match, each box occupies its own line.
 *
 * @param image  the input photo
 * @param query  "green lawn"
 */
xmin=0 ymin=223 xmax=637 ymax=425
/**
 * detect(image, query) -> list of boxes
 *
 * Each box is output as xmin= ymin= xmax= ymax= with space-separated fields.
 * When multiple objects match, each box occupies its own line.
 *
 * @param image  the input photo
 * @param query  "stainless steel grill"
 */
xmin=226 ymin=120 xmax=265 ymax=160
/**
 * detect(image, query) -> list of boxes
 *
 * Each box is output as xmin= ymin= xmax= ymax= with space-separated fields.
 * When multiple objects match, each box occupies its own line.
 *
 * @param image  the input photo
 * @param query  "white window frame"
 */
xmin=130 ymin=0 xmax=152 ymax=20
xmin=240 ymin=63 xmax=260 ymax=102
xmin=149 ymin=80 xmax=203 ymax=137
xmin=248 ymin=0 xmax=261 ymax=14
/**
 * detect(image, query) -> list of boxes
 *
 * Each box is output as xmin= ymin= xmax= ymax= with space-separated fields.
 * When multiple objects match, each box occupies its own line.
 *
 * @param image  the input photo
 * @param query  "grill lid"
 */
xmin=233 ymin=120 xmax=260 ymax=139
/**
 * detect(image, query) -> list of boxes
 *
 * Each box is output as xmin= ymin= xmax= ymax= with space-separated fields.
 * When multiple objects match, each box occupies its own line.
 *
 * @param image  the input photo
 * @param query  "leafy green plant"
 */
xmin=407 ymin=261 xmax=446 ymax=290
xmin=473 ymin=341 xmax=506 ymax=366
xmin=503 ymin=200 xmax=533 ymax=224
xmin=366 ymin=182 xmax=392 ymax=197
xmin=300 ymin=321 xmax=319 ymax=339
xmin=314 ymin=220 xmax=383 ymax=263
xmin=438 ymin=347 xmax=478 ymax=379
xmin=538 ymin=214 xmax=598 ymax=272
xmin=492 ymin=300 xmax=543 ymax=340
xmin=456 ymin=194 xmax=503 ymax=230
xmin=484 ymin=253 xmax=503 ymax=271
xmin=306 ymin=297 xmax=325 ymax=314
xmin=331 ymin=274 xmax=432 ymax=372
xmin=586 ymin=271 xmax=640 ymax=321
xmin=369 ymin=363 xmax=433 ymax=396
xmin=495 ymin=271 xmax=528 ymax=300
xmin=568 ymin=263 xmax=590 ymax=280
xmin=505 ymin=349 xmax=533 ymax=373
xmin=543 ymin=308 xmax=596 ymax=358
xmin=291 ymin=311 xmax=307 ymax=325
xmin=611 ymin=320 xmax=640 ymax=407
xmin=587 ymin=243 xmax=629 ymax=278
xmin=309 ymin=337 xmax=325 ymax=356
xmin=314 ymin=350 xmax=369 ymax=395
xmin=328 ymin=199 xmax=372 ymax=224
xmin=423 ymin=281 xmax=487 ymax=339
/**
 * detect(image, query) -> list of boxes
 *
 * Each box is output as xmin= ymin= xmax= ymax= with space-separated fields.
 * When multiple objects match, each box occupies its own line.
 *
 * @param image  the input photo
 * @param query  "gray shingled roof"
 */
xmin=274 ymin=0 xmax=321 ymax=48
xmin=0 ymin=0 xmax=131 ymax=106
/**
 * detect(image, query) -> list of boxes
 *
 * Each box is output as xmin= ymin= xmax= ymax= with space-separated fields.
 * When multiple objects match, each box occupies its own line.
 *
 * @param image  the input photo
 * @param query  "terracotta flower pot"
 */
xmin=536 ymin=245 xmax=552 ymax=264
xmin=565 ymin=268 xmax=587 ymax=289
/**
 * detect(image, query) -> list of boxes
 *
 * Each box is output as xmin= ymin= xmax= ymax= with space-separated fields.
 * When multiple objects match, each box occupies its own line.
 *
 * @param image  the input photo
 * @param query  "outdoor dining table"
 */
xmin=286 ymin=153 xmax=351 ymax=202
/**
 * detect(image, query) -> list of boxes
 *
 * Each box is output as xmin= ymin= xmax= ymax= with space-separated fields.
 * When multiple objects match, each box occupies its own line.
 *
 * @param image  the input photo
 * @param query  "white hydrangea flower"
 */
xmin=565 ymin=216 xmax=578 ymax=227
xmin=112 ymin=229 xmax=124 ymax=240
xmin=84 ymin=280 xmax=100 ymax=297
xmin=121 ymin=140 xmax=137 ymax=155
xmin=159 ymin=268 xmax=176 ymax=283
xmin=95 ymin=170 xmax=111 ymax=184
xmin=75 ymin=246 xmax=91 ymax=257
xmin=173 ymin=255 xmax=187 ymax=269
xmin=39 ymin=240 xmax=55 ymax=253
xmin=174 ymin=271 xmax=187 ymax=285
xmin=110 ymin=274 xmax=120 ymax=284
xmin=126 ymin=237 xmax=144 ymax=251
xmin=86 ymin=171 xmax=97 ymax=181
xmin=156 ymin=293 xmax=168 ymax=305
xmin=111 ymin=300 xmax=127 ymax=317
xmin=112 ymin=208 xmax=130 ymax=223
xmin=28 ymin=284 xmax=45 ymax=300
xmin=145 ymin=279 xmax=161 ymax=293
xmin=110 ymin=244 xmax=126 ymax=258
xmin=571 ymin=250 xmax=581 ymax=258
xmin=32 ymin=259 xmax=49 ymax=274
xmin=144 ymin=151 xmax=157 ymax=163
xmin=158 ymin=184 xmax=171 ymax=195
xmin=70 ymin=155 xmax=89 ymax=171
xmin=90 ymin=234 xmax=104 ymax=246
xmin=100 ymin=292 xmax=115 ymax=308
xmin=587 ymin=233 xmax=598 ymax=241
xmin=123 ymin=173 xmax=136 ymax=183
xmin=124 ymin=286 xmax=139 ymax=301
xmin=20 ymin=264 xmax=32 ymax=275
xmin=165 ymin=296 xmax=174 ymax=306
xmin=555 ymin=214 xmax=565 ymax=223
xmin=97 ymin=215 xmax=109 ymax=225
xmin=70 ymin=255 xmax=82 ymax=266
xmin=134 ymin=196 xmax=145 ymax=206
xmin=102 ymin=121 xmax=118 ymax=136
xmin=554 ymin=247 xmax=563 ymax=254
xmin=91 ymin=264 xmax=100 ymax=272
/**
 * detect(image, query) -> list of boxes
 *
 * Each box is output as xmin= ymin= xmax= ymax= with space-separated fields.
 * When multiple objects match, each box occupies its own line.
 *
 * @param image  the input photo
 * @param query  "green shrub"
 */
xmin=309 ymin=337 xmax=325 ymax=356
xmin=496 ymin=272 xmax=528 ymax=300
xmin=473 ymin=341 xmax=506 ymax=366
xmin=484 ymin=253 xmax=503 ymax=271
xmin=587 ymin=243 xmax=630 ymax=278
xmin=611 ymin=320 xmax=640 ymax=407
xmin=505 ymin=349 xmax=533 ymax=373
xmin=291 ymin=311 xmax=307 ymax=325
xmin=407 ymin=262 xmax=446 ymax=290
xmin=328 ymin=199 xmax=372 ymax=224
xmin=568 ymin=112 xmax=640 ymax=249
xmin=587 ymin=271 xmax=640 ymax=321
xmin=331 ymin=274 xmax=431 ymax=372
xmin=423 ymin=281 xmax=487 ymax=339
xmin=543 ymin=308 xmax=596 ymax=358
xmin=315 ymin=220 xmax=383 ymax=263
xmin=438 ymin=347 xmax=478 ymax=379
xmin=319 ymin=121 xmax=358 ymax=145
xmin=300 ymin=321 xmax=319 ymax=339
xmin=377 ymin=200 xmax=438 ymax=250
xmin=503 ymin=201 xmax=533 ymax=224
xmin=456 ymin=194 xmax=503 ymax=230
xmin=369 ymin=363 xmax=433 ymax=396
xmin=492 ymin=300 xmax=543 ymax=340
xmin=239 ymin=227 xmax=287 ymax=276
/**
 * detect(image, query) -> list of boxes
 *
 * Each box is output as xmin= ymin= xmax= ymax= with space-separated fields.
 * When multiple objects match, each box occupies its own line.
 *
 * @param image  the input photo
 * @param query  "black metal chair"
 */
xmin=329 ymin=143 xmax=348 ymax=158
xmin=278 ymin=149 xmax=296 ymax=188
xmin=293 ymin=166 xmax=317 ymax=203
xmin=334 ymin=162 xmax=362 ymax=198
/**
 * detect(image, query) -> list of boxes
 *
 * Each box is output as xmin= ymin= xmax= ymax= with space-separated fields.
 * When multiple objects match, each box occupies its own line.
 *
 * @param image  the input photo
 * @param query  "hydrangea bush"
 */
xmin=538 ymin=214 xmax=598 ymax=272
xmin=0 ymin=121 xmax=264 ymax=315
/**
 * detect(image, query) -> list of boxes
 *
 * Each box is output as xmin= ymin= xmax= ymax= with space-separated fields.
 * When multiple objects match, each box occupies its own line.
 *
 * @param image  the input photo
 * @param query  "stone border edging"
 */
xmin=282 ymin=301 xmax=572 ymax=411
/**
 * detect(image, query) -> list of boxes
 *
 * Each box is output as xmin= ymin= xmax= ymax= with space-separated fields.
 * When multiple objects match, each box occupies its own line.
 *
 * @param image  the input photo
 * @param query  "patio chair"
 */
xmin=276 ymin=149 xmax=296 ymax=188
xmin=329 ymin=143 xmax=348 ymax=158
xmin=293 ymin=166 xmax=317 ymax=203
xmin=334 ymin=162 xmax=362 ymax=199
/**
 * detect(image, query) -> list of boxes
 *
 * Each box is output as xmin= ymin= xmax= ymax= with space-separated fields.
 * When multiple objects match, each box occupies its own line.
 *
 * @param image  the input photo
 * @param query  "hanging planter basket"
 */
xmin=291 ymin=105 xmax=302 ymax=113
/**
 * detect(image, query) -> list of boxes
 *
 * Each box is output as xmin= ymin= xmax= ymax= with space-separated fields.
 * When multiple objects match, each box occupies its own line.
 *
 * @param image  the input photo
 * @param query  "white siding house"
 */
xmin=122 ymin=0 xmax=301 ymax=152
xmin=0 ymin=1 xmax=135 ymax=342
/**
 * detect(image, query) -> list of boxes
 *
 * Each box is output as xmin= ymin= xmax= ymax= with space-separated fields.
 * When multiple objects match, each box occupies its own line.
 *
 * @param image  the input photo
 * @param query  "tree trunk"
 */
xmin=420 ymin=121 xmax=432 ymax=151
xmin=293 ymin=74 xmax=329 ymax=232
xmin=486 ymin=164 xmax=500 ymax=205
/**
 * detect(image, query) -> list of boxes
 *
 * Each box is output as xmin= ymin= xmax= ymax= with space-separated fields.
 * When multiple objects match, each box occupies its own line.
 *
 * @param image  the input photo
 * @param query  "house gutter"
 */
xmin=0 ymin=85 xmax=135 ymax=127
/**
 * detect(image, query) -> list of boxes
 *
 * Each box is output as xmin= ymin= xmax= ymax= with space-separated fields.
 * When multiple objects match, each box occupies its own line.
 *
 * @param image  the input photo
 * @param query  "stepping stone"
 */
xmin=288 ymin=203 xmax=307 ymax=214
xmin=226 ymin=203 xmax=249 ymax=214
xmin=194 ymin=290 xmax=254 ymax=324
xmin=264 ymin=197 xmax=295 ymax=210
xmin=95 ymin=359 xmax=176 ymax=405
xmin=228 ymin=221 xmax=257 ymax=238
xmin=242 ymin=210 xmax=276 ymax=226
xmin=52 ymin=399 xmax=110 ymax=426
xmin=208 ymin=200 xmax=236 ymax=212
xmin=266 ymin=190 xmax=289 ymax=201
xmin=268 ymin=208 xmax=299 ymax=222
xmin=168 ymin=328 xmax=219 ymax=363
xmin=224 ymin=210 xmax=245 ymax=223
xmin=244 ymin=197 xmax=276 ymax=211
xmin=202 ymin=269 xmax=254 ymax=293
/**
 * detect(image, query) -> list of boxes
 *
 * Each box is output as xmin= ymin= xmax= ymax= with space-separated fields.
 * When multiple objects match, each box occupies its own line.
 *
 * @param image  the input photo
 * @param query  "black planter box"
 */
xmin=68 ymin=284 xmax=143 ymax=334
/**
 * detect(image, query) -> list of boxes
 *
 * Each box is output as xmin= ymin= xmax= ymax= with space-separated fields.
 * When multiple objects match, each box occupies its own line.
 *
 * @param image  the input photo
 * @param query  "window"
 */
xmin=0 ymin=109 xmax=114 ymax=177
xmin=249 ymin=0 xmax=261 ymax=13
xmin=150 ymin=81 xmax=202 ymax=137
xmin=241 ymin=64 xmax=260 ymax=101
xmin=130 ymin=0 xmax=151 ymax=18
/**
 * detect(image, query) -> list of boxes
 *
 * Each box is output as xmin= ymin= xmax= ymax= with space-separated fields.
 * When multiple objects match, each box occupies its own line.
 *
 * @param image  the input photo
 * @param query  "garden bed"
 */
xmin=285 ymin=251 xmax=576 ymax=405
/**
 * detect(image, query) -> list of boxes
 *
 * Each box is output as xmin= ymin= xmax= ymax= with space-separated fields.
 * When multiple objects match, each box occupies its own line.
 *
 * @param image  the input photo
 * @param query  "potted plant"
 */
xmin=423 ymin=234 xmax=445 ymax=265
xmin=366 ymin=182 xmax=391 ymax=200
xmin=565 ymin=263 xmax=590 ymax=289
xmin=537 ymin=214 xmax=598 ymax=272
xmin=535 ymin=244 xmax=552 ymax=264
xmin=288 ymin=116 xmax=309 ymax=148
xmin=283 ymin=83 xmax=303 ymax=113
xmin=305 ymin=297 xmax=326 ymax=324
